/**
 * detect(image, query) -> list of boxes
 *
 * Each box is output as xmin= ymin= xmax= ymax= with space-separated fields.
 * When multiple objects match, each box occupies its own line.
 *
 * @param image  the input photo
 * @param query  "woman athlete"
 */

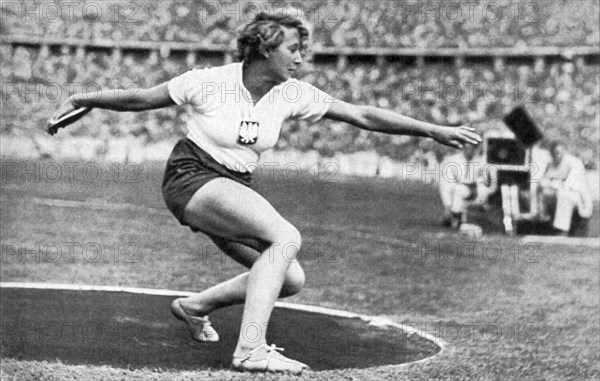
xmin=48 ymin=13 xmax=481 ymax=374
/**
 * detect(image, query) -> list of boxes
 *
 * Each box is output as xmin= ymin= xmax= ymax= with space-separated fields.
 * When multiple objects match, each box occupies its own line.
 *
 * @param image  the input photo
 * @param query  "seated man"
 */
xmin=439 ymin=144 xmax=497 ymax=229
xmin=540 ymin=141 xmax=593 ymax=236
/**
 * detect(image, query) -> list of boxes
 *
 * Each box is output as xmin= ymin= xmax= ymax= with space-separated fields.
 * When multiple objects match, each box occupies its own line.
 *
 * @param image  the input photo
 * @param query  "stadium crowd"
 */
xmin=2 ymin=0 xmax=599 ymax=48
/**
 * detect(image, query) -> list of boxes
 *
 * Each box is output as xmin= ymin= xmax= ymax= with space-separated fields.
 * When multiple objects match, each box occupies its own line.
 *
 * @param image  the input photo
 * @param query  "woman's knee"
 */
xmin=281 ymin=263 xmax=305 ymax=296
xmin=272 ymin=223 xmax=302 ymax=259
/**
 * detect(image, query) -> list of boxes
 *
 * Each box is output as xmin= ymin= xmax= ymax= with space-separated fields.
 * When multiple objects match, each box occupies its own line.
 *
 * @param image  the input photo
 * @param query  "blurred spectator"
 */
xmin=438 ymin=144 xmax=497 ymax=229
xmin=539 ymin=141 xmax=593 ymax=236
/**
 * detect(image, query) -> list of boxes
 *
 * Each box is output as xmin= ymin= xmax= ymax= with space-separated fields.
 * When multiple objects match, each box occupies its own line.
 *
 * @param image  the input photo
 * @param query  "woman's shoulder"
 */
xmin=177 ymin=62 xmax=242 ymax=80
xmin=283 ymin=77 xmax=315 ymax=88
xmin=209 ymin=62 xmax=242 ymax=75
xmin=279 ymin=77 xmax=330 ymax=100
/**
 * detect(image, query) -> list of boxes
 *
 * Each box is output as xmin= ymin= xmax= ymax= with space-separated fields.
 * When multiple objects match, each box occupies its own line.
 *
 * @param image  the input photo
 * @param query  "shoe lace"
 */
xmin=188 ymin=315 xmax=212 ymax=328
xmin=266 ymin=344 xmax=284 ymax=354
xmin=240 ymin=344 xmax=285 ymax=362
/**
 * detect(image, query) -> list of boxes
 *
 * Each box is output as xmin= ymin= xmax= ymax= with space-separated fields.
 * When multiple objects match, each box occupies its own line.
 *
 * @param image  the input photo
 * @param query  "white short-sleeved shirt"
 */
xmin=168 ymin=62 xmax=332 ymax=172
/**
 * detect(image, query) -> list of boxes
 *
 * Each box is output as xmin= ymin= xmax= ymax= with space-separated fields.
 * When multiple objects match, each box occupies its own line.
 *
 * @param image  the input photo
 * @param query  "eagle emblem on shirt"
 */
xmin=238 ymin=121 xmax=259 ymax=145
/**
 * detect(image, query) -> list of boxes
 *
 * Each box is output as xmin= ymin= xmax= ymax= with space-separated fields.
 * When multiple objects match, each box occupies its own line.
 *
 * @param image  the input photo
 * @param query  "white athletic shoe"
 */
xmin=232 ymin=343 xmax=309 ymax=374
xmin=170 ymin=298 xmax=219 ymax=342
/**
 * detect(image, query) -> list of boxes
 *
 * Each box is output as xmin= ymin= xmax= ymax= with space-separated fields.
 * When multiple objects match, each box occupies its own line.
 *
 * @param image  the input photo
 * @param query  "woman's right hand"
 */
xmin=46 ymin=96 xmax=91 ymax=135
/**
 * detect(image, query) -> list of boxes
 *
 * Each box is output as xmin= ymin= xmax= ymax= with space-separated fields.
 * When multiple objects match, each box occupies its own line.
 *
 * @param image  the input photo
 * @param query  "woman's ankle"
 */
xmin=234 ymin=341 xmax=267 ymax=358
xmin=179 ymin=297 xmax=214 ymax=316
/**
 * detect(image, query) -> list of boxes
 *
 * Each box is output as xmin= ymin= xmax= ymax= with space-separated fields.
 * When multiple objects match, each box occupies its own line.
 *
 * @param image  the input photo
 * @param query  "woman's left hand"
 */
xmin=431 ymin=125 xmax=482 ymax=148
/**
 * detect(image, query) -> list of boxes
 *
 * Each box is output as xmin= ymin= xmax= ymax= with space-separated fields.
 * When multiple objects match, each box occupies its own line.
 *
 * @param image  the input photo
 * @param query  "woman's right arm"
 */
xmin=70 ymin=81 xmax=175 ymax=111
xmin=47 ymin=81 xmax=177 ymax=135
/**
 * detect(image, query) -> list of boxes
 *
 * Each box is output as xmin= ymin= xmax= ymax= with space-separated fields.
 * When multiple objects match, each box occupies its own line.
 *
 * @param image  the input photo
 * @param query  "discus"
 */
xmin=46 ymin=106 xmax=92 ymax=135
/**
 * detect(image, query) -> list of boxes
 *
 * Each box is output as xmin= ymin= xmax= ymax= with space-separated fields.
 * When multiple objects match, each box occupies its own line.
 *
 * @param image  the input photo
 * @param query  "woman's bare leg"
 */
xmin=178 ymin=238 xmax=305 ymax=315
xmin=179 ymin=178 xmax=304 ymax=354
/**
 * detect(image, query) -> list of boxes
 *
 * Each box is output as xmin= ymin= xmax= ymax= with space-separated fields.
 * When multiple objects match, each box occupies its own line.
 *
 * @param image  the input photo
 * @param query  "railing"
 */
xmin=3 ymin=35 xmax=599 ymax=69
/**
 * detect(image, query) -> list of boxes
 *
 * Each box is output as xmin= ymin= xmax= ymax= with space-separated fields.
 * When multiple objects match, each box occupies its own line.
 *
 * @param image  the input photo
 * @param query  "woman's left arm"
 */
xmin=323 ymin=100 xmax=481 ymax=148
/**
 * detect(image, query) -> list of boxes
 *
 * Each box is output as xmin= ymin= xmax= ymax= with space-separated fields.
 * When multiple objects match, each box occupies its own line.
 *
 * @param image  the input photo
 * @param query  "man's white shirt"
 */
xmin=440 ymin=152 xmax=482 ymax=185
xmin=168 ymin=62 xmax=332 ymax=172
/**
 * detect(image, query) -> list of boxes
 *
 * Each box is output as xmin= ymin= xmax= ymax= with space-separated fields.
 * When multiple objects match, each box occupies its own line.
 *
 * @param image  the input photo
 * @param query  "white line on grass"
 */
xmin=25 ymin=197 xmax=600 ymax=248
xmin=26 ymin=197 xmax=420 ymax=246
xmin=521 ymin=235 xmax=599 ymax=247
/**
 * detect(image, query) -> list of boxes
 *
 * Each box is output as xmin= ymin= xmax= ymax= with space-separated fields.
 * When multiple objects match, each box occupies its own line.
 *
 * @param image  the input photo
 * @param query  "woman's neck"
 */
xmin=242 ymin=61 xmax=281 ymax=96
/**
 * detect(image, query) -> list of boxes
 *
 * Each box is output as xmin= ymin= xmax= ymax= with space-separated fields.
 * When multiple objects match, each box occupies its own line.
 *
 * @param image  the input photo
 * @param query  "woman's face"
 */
xmin=265 ymin=27 xmax=304 ymax=82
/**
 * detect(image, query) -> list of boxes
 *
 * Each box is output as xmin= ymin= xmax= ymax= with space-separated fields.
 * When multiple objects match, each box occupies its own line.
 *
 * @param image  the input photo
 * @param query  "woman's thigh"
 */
xmin=209 ymin=235 xmax=303 ymax=278
xmin=182 ymin=177 xmax=299 ymax=253
xmin=209 ymin=235 xmax=259 ymax=268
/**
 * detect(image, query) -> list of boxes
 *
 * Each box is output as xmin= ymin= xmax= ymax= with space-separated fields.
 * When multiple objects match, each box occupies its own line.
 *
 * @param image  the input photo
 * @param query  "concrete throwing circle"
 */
xmin=1 ymin=283 xmax=441 ymax=371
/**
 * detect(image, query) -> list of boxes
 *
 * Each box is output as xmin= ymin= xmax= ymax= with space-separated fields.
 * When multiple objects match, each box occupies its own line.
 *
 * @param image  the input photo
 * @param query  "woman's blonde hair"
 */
xmin=236 ymin=12 xmax=309 ymax=63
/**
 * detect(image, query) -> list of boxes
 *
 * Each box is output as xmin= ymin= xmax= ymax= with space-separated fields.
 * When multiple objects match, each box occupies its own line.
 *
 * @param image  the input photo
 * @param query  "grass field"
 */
xmin=1 ymin=159 xmax=599 ymax=380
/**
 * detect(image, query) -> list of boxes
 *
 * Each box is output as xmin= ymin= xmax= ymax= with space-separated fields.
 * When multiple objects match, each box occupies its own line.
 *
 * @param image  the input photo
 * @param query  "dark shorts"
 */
xmin=162 ymin=138 xmax=253 ymax=231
